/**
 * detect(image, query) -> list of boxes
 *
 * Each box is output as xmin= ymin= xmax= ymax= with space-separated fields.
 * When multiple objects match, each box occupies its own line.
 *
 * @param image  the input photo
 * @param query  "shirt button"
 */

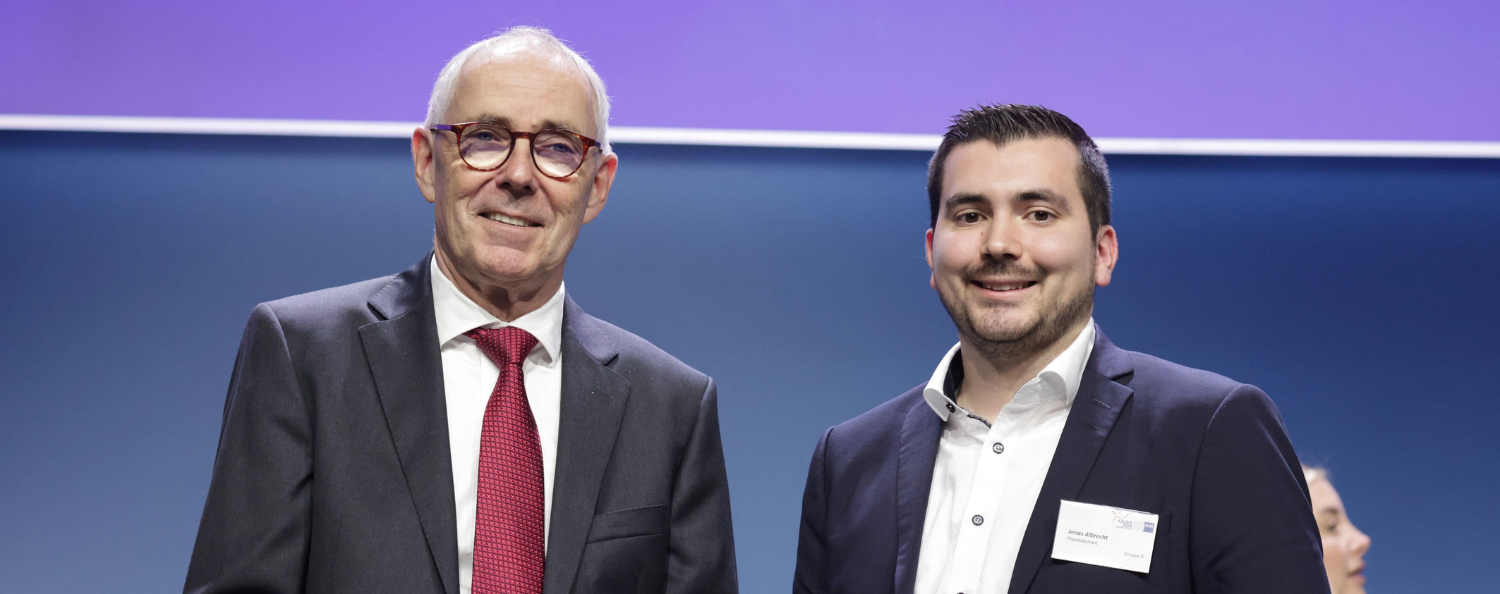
xmin=946 ymin=403 xmax=956 ymax=413
xmin=992 ymin=442 xmax=1005 ymax=454
xmin=972 ymin=515 xmax=984 ymax=526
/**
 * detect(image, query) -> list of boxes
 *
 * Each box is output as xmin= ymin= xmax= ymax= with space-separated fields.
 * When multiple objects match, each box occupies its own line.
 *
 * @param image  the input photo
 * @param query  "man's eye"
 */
xmin=1030 ymin=211 xmax=1053 ymax=222
xmin=958 ymin=212 xmax=981 ymax=224
xmin=539 ymin=142 xmax=577 ymax=155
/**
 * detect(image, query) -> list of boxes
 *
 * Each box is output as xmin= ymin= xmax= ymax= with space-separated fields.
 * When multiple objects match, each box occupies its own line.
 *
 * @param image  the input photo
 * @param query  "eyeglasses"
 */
xmin=430 ymin=122 xmax=600 ymax=179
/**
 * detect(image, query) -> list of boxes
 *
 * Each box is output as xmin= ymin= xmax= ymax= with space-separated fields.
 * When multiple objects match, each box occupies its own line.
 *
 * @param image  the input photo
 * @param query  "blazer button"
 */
xmin=992 ymin=442 xmax=1004 ymax=454
xmin=972 ymin=515 xmax=984 ymax=526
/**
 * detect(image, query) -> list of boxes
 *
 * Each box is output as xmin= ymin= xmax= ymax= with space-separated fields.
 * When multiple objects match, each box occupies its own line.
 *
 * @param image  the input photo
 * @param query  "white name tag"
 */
xmin=1050 ymin=500 xmax=1159 ymax=573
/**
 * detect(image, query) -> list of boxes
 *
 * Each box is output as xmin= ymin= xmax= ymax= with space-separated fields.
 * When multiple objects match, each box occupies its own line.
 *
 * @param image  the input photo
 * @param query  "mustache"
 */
xmin=963 ymin=259 xmax=1042 ymax=281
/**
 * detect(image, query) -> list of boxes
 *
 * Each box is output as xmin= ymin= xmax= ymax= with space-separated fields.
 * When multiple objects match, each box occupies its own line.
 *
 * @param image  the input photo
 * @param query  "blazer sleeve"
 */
xmin=792 ymin=427 xmax=834 ymax=594
xmin=1188 ymin=384 xmax=1330 ymax=594
xmin=184 ymin=303 xmax=313 ymax=594
xmin=665 ymin=378 xmax=739 ymax=594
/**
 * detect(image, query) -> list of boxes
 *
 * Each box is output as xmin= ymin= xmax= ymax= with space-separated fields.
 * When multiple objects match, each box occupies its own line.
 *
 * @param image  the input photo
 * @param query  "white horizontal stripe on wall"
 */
xmin=3 ymin=114 xmax=1499 ymax=159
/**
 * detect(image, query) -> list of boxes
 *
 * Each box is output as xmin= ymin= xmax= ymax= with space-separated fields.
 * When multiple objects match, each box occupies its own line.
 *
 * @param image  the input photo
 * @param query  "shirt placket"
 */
xmin=946 ymin=413 xmax=1013 ymax=591
xmin=947 ymin=382 xmax=1046 ymax=593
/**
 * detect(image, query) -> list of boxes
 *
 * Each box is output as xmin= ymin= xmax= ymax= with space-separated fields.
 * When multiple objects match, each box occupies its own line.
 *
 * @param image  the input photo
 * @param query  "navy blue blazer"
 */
xmin=794 ymin=329 xmax=1329 ymax=594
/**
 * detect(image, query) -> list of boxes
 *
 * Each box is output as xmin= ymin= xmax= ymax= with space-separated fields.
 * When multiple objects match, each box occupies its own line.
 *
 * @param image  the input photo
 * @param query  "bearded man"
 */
xmin=792 ymin=104 xmax=1327 ymax=594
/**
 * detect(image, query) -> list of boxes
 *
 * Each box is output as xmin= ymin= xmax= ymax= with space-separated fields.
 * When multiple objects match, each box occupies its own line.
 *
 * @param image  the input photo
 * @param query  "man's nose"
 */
xmin=493 ymin=138 xmax=539 ymax=194
xmin=982 ymin=217 xmax=1023 ymax=259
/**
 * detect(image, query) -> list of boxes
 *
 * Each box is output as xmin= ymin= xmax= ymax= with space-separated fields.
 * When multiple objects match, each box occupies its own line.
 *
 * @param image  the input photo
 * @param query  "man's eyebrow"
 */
xmin=943 ymin=193 xmax=989 ymax=213
xmin=539 ymin=119 xmax=584 ymax=135
xmin=471 ymin=114 xmax=513 ymax=127
xmin=1014 ymin=188 xmax=1074 ymax=213
xmin=470 ymin=115 xmax=585 ymax=135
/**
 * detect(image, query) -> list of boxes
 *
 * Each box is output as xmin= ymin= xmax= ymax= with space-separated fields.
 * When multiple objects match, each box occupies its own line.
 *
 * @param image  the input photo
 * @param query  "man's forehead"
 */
xmin=942 ymin=137 xmax=1084 ymax=202
xmin=447 ymin=53 xmax=597 ymax=132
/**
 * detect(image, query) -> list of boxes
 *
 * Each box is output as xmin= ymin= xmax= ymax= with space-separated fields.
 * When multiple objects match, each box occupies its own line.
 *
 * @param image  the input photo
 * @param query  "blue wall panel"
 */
xmin=1 ymin=131 xmax=1497 ymax=591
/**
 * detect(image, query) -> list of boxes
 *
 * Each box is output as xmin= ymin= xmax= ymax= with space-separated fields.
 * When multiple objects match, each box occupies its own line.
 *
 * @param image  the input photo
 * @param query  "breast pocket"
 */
xmin=577 ymin=504 xmax=670 ymax=592
xmin=586 ymin=504 xmax=668 ymax=543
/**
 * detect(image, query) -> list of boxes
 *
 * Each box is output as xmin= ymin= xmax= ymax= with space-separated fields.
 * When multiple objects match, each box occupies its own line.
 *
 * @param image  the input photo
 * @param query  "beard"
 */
xmin=938 ymin=258 xmax=1095 ymax=361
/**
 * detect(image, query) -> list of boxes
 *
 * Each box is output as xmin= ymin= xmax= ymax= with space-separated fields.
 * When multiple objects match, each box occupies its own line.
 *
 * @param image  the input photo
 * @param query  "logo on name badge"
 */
xmin=1144 ymin=521 xmax=1156 ymax=534
xmin=1111 ymin=509 xmax=1135 ymax=530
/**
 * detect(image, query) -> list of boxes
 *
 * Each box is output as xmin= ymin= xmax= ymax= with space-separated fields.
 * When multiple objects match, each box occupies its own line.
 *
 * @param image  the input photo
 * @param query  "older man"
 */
xmin=185 ymin=27 xmax=737 ymax=594
xmin=793 ymin=104 xmax=1326 ymax=594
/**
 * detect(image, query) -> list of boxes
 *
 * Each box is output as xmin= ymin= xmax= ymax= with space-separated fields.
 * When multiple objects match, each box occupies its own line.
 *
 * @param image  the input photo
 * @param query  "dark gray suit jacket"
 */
xmin=186 ymin=255 xmax=737 ymax=594
xmin=795 ymin=329 xmax=1328 ymax=594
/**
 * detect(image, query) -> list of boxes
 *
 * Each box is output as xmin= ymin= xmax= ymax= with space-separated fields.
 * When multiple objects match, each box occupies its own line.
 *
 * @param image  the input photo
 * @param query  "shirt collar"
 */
xmin=430 ymin=257 xmax=565 ymax=365
xmin=922 ymin=319 xmax=1097 ymax=421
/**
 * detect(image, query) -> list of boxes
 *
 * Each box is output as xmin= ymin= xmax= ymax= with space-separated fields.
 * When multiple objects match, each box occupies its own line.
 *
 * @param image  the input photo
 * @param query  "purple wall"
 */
xmin=4 ymin=1 xmax=1496 ymax=140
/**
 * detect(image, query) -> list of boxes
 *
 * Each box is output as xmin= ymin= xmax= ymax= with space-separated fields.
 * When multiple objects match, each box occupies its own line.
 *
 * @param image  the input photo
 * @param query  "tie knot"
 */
xmin=465 ymin=326 xmax=539 ymax=367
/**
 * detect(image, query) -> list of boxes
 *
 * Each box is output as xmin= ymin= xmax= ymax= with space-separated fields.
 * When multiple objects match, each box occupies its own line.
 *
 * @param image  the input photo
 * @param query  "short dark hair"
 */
xmin=927 ymin=104 xmax=1111 ymax=233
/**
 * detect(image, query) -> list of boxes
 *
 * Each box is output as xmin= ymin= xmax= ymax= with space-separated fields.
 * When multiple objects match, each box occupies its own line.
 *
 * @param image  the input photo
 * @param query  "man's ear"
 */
xmin=412 ymin=128 xmax=437 ymax=204
xmin=926 ymin=227 xmax=937 ymax=290
xmin=1094 ymin=224 xmax=1118 ymax=287
xmin=581 ymin=152 xmax=618 ymax=224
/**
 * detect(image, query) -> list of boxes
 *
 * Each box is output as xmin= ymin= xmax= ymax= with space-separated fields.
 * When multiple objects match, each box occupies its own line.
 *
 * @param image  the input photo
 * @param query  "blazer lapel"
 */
xmin=358 ymin=254 xmax=460 ymax=594
xmin=894 ymin=392 xmax=942 ymax=594
xmin=542 ymin=297 xmax=632 ymax=594
xmin=1007 ymin=328 xmax=1134 ymax=594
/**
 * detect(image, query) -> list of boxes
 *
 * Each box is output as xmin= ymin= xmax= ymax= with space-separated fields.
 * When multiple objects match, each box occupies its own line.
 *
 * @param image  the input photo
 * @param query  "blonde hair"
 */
xmin=1302 ymin=465 xmax=1329 ymax=485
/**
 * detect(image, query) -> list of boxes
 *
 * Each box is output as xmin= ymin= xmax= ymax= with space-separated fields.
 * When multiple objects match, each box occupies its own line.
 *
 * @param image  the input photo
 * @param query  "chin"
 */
xmin=475 ymin=262 xmax=538 ymax=285
xmin=467 ymin=245 xmax=533 ymax=273
xmin=968 ymin=311 xmax=1042 ymax=343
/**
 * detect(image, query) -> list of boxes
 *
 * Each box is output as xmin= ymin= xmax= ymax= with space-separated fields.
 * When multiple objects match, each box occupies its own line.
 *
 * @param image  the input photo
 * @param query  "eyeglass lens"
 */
xmin=458 ymin=125 xmax=588 ymax=177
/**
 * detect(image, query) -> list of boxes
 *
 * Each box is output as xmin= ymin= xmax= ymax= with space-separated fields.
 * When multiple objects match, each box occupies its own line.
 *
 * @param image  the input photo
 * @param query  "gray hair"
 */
xmin=424 ymin=26 xmax=612 ymax=153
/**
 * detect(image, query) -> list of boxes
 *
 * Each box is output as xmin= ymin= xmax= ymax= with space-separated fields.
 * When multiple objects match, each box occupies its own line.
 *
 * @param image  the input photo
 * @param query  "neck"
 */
xmin=956 ymin=316 xmax=1090 ymax=421
xmin=434 ymin=246 xmax=561 ymax=322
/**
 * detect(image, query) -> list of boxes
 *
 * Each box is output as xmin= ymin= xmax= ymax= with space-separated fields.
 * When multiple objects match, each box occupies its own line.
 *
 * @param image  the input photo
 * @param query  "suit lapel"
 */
xmin=1007 ymin=328 xmax=1134 ymax=594
xmin=542 ymin=297 xmax=632 ymax=594
xmin=894 ymin=391 xmax=942 ymax=594
xmin=358 ymin=254 xmax=460 ymax=594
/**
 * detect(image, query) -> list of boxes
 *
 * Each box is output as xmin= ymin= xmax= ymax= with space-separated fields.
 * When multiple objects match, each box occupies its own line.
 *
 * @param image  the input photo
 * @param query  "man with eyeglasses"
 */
xmin=185 ymin=27 xmax=737 ymax=594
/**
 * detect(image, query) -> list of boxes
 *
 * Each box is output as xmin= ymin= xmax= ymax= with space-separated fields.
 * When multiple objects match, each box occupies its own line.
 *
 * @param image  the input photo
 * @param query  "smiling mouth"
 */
xmin=973 ymin=280 xmax=1038 ymax=292
xmin=484 ymin=212 xmax=540 ymax=228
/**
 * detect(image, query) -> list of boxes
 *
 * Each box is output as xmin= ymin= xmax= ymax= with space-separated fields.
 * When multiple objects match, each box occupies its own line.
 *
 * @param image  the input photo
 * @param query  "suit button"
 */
xmin=946 ymin=403 xmax=956 ymax=413
xmin=972 ymin=515 xmax=984 ymax=526
xmin=992 ymin=442 xmax=1004 ymax=454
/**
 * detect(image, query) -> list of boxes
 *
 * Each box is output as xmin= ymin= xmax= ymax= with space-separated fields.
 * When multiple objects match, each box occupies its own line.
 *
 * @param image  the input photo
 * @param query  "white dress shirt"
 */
xmin=430 ymin=259 xmax=565 ymax=594
xmin=914 ymin=320 xmax=1096 ymax=594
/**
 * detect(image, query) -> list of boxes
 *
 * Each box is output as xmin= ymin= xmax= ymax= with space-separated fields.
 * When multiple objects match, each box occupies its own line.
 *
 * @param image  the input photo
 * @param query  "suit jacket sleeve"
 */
xmin=792 ymin=427 xmax=833 ymax=594
xmin=666 ymin=378 xmax=739 ymax=594
xmin=185 ymin=303 xmax=313 ymax=594
xmin=1189 ymin=384 xmax=1329 ymax=594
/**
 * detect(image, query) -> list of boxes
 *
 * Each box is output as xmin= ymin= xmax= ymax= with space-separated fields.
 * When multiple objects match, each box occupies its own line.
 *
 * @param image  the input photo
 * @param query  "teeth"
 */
xmin=982 ymin=282 xmax=1029 ymax=291
xmin=486 ymin=213 xmax=532 ymax=227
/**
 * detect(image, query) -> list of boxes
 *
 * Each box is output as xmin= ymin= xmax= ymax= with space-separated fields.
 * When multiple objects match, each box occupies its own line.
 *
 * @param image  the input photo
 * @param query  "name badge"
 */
xmin=1050 ymin=500 xmax=1159 ymax=573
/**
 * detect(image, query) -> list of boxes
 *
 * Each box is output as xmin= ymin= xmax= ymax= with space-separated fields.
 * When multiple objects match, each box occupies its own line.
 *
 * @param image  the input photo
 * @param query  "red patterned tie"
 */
xmin=465 ymin=326 xmax=545 ymax=594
